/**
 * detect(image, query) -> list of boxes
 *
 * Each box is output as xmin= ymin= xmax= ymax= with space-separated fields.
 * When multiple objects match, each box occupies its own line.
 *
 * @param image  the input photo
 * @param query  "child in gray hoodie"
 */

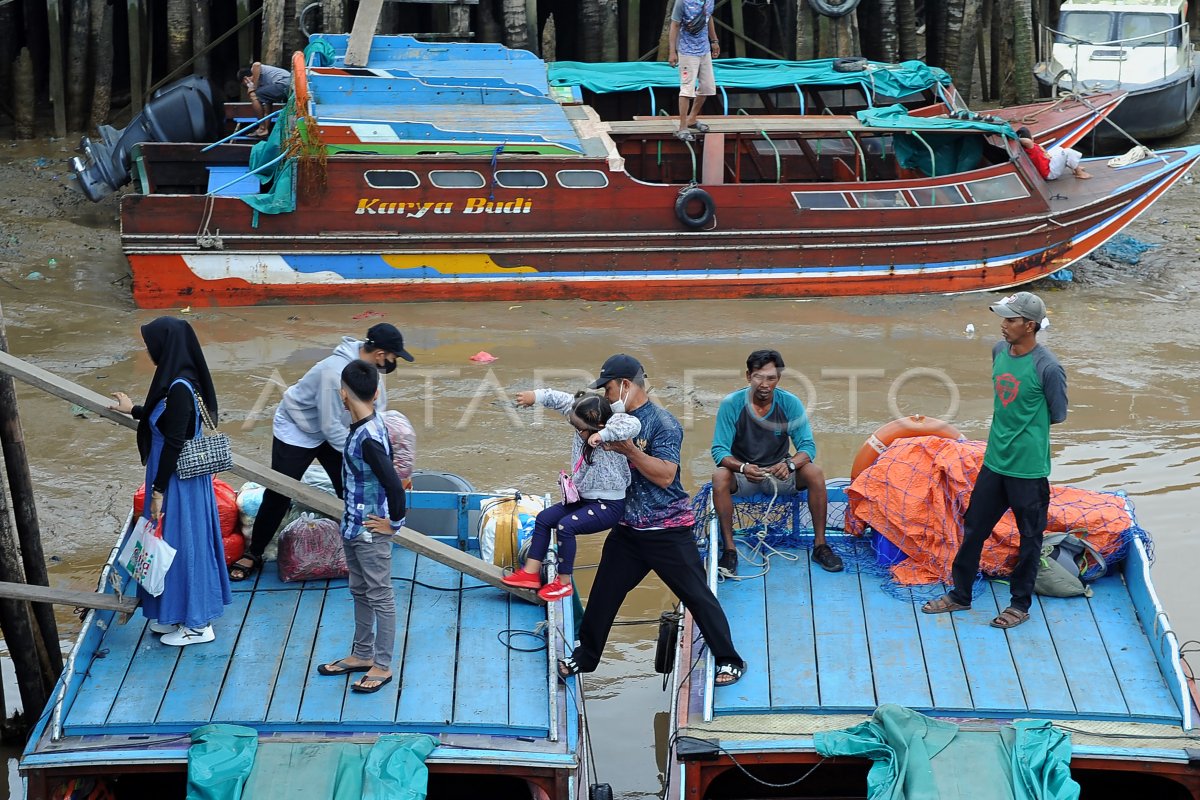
xmin=506 ymin=390 xmax=641 ymax=601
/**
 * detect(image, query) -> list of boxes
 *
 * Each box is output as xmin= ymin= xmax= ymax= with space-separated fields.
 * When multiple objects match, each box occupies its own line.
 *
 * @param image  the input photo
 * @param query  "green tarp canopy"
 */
xmin=857 ymin=105 xmax=1015 ymax=177
xmin=814 ymin=704 xmax=1081 ymax=800
xmin=548 ymin=58 xmax=952 ymax=99
xmin=857 ymin=104 xmax=1017 ymax=138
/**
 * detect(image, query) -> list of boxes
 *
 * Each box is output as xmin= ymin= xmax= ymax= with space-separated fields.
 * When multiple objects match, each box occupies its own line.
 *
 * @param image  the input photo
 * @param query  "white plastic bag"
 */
xmin=479 ymin=493 xmax=545 ymax=567
xmin=117 ymin=517 xmax=177 ymax=597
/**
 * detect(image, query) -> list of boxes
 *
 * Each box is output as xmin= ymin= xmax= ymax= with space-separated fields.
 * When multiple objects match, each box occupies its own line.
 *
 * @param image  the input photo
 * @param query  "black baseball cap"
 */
xmin=365 ymin=323 xmax=415 ymax=362
xmin=589 ymin=354 xmax=646 ymax=389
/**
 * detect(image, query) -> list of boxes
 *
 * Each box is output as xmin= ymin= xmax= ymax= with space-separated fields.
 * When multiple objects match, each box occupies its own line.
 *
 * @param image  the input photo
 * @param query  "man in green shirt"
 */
xmin=922 ymin=292 xmax=1068 ymax=629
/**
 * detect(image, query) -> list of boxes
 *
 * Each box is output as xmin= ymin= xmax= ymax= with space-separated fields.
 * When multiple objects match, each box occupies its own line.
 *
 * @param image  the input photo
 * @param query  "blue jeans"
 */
xmin=528 ymin=498 xmax=625 ymax=575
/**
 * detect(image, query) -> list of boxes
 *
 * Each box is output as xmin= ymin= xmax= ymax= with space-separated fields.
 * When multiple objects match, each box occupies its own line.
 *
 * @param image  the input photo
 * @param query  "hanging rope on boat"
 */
xmin=718 ymin=480 xmax=799 ymax=582
xmin=487 ymin=145 xmax=505 ymax=201
xmin=195 ymin=194 xmax=223 ymax=250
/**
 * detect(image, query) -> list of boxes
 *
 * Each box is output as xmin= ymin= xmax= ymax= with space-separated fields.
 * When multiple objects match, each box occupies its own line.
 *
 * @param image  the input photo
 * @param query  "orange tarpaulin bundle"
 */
xmin=846 ymin=437 xmax=1133 ymax=586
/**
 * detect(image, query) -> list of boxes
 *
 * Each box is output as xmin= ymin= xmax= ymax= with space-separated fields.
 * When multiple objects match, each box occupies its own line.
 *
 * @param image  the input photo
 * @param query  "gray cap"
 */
xmin=990 ymin=291 xmax=1046 ymax=322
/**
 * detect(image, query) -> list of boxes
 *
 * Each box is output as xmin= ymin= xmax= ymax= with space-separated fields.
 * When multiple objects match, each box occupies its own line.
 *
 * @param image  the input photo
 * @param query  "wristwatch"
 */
xmin=786 ymin=460 xmax=796 ymax=473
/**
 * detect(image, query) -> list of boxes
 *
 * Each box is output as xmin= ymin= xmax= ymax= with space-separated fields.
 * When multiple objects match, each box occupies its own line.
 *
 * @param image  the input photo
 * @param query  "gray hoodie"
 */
xmin=272 ymin=337 xmax=387 ymax=452
xmin=536 ymin=389 xmax=640 ymax=501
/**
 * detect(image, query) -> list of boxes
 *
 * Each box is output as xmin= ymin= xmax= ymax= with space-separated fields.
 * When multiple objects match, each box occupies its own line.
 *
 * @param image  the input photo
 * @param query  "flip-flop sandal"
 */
xmin=317 ymin=659 xmax=371 ymax=676
xmin=715 ymin=661 xmax=745 ymax=687
xmin=351 ymin=674 xmax=393 ymax=693
xmin=990 ymin=607 xmax=1030 ymax=629
xmin=691 ymin=121 xmax=710 ymax=133
xmin=229 ymin=553 xmax=261 ymax=582
xmin=558 ymin=657 xmax=583 ymax=681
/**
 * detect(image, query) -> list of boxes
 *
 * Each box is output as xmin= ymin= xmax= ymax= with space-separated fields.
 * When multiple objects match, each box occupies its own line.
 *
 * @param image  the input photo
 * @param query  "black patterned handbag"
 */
xmin=175 ymin=392 xmax=233 ymax=480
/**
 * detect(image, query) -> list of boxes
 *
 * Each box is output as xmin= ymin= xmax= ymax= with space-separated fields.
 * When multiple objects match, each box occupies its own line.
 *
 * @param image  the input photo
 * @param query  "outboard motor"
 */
xmin=72 ymin=75 xmax=221 ymax=202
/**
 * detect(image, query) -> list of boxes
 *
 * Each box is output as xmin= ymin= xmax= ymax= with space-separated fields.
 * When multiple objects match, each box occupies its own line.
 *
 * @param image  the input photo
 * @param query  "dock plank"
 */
xmin=810 ymin=565 xmax=874 ymax=710
xmin=297 ymin=586 xmax=357 ymax=724
xmin=395 ymin=557 xmax=461 ymax=725
xmin=507 ymin=588 xmax=550 ymax=733
xmin=763 ymin=556 xmax=819 ymax=710
xmin=984 ymin=585 xmax=1075 ymax=716
xmin=714 ymin=569 xmax=770 ymax=711
xmin=156 ymin=592 xmax=252 ymax=726
xmin=950 ymin=591 xmax=1026 ymax=714
xmin=1040 ymin=592 xmax=1129 ymax=718
xmin=63 ymin=615 xmax=150 ymax=732
xmin=265 ymin=589 xmax=326 ymax=724
xmin=212 ymin=589 xmax=301 ymax=723
xmin=105 ymin=623 xmax=182 ymax=728
xmin=453 ymin=576 xmax=513 ymax=728
xmin=913 ymin=603 xmax=974 ymax=711
xmin=861 ymin=586 xmax=933 ymax=710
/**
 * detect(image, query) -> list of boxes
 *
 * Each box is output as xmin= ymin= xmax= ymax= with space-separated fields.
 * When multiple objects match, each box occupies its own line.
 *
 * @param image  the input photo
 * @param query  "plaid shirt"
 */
xmin=341 ymin=414 xmax=404 ymax=539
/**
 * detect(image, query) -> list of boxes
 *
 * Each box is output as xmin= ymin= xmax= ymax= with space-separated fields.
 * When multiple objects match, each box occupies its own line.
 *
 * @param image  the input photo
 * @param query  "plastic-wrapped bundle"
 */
xmin=277 ymin=513 xmax=347 ymax=582
xmin=382 ymin=410 xmax=416 ymax=482
xmin=479 ymin=493 xmax=545 ymax=567
xmin=236 ymin=482 xmax=265 ymax=536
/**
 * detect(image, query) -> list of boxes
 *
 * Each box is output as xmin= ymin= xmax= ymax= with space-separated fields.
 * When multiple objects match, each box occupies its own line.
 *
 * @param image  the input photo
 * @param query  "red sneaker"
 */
xmin=502 ymin=570 xmax=542 ymax=589
xmin=538 ymin=579 xmax=574 ymax=602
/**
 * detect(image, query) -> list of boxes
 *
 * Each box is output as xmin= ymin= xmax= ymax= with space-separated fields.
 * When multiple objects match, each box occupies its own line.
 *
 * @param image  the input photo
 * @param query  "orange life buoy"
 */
xmin=291 ymin=50 xmax=309 ymax=108
xmin=850 ymin=415 xmax=962 ymax=480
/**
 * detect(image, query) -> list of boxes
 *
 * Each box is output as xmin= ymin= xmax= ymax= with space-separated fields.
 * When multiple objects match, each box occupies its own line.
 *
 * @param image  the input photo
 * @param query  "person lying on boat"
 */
xmin=668 ymin=0 xmax=720 ymax=142
xmin=559 ymin=355 xmax=745 ymax=687
xmin=315 ymin=360 xmax=406 ymax=695
xmin=1016 ymin=126 xmax=1092 ymax=181
xmin=923 ymin=292 xmax=1069 ymax=630
xmin=228 ymin=323 xmax=413 ymax=583
xmin=237 ymin=62 xmax=292 ymax=136
xmin=504 ymin=390 xmax=639 ymax=601
xmin=709 ymin=349 xmax=843 ymax=577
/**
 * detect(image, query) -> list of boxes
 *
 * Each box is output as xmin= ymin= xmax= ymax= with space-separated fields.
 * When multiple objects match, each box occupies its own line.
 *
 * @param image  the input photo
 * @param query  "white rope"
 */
xmin=718 ymin=478 xmax=799 ymax=583
xmin=1107 ymin=145 xmax=1156 ymax=168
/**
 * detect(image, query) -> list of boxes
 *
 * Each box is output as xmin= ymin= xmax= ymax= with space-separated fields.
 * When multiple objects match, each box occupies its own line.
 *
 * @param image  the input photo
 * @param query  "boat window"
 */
xmin=556 ymin=170 xmax=609 ymax=188
xmin=364 ymin=170 xmax=419 ymax=189
xmin=1056 ymin=11 xmax=1113 ymax=44
xmin=909 ymin=185 xmax=967 ymax=207
xmin=752 ymin=139 xmax=806 ymax=156
xmin=817 ymin=88 xmax=869 ymax=112
xmin=1118 ymin=13 xmax=1179 ymax=47
xmin=429 ymin=170 xmax=486 ymax=189
xmin=960 ymin=173 xmax=1029 ymax=204
xmin=495 ymin=170 xmax=547 ymax=189
xmin=850 ymin=189 xmax=910 ymax=209
xmin=792 ymin=191 xmax=849 ymax=209
xmin=807 ymin=138 xmax=857 ymax=156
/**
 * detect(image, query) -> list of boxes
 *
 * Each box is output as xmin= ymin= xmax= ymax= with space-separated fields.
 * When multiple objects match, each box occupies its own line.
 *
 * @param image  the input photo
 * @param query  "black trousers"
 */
xmin=248 ymin=437 xmax=345 ymax=559
xmin=571 ymin=524 xmax=742 ymax=671
xmin=949 ymin=465 xmax=1050 ymax=613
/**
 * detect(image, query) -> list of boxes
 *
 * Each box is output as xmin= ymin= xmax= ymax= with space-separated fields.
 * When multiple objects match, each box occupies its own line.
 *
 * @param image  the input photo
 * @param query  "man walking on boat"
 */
xmin=559 ymin=355 xmax=745 ymax=686
xmin=668 ymin=0 xmax=720 ymax=142
xmin=923 ymin=292 xmax=1068 ymax=629
xmin=709 ymin=350 xmax=843 ymax=577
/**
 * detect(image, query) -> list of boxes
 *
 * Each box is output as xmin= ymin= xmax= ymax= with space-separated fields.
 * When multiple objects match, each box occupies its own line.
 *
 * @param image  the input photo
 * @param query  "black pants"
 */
xmin=248 ymin=437 xmax=345 ymax=559
xmin=949 ymin=465 xmax=1050 ymax=613
xmin=571 ymin=524 xmax=742 ymax=671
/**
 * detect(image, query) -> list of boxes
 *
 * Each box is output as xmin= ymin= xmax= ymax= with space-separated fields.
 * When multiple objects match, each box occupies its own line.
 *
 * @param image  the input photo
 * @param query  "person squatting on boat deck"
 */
xmin=710 ymin=349 xmax=843 ymax=577
xmin=229 ymin=324 xmax=413 ymax=583
xmin=1016 ymin=127 xmax=1092 ymax=181
xmin=505 ymin=389 xmax=640 ymax=602
xmin=110 ymin=318 xmax=232 ymax=647
xmin=923 ymin=292 xmax=1069 ymax=629
xmin=559 ymin=355 xmax=746 ymax=687
xmin=237 ymin=62 xmax=293 ymax=136
xmin=316 ymin=360 xmax=408 ymax=694
xmin=668 ymin=0 xmax=719 ymax=142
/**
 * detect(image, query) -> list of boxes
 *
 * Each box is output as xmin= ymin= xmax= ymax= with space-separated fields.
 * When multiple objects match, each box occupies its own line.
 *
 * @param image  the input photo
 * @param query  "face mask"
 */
xmin=610 ymin=382 xmax=628 ymax=414
xmin=378 ymin=357 xmax=398 ymax=374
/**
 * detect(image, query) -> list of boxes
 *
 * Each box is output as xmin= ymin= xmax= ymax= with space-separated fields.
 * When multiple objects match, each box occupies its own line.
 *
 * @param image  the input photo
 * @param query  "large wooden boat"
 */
xmin=666 ymin=482 xmax=1200 ymax=798
xmin=20 ymin=487 xmax=589 ymax=799
xmin=109 ymin=36 xmax=1195 ymax=309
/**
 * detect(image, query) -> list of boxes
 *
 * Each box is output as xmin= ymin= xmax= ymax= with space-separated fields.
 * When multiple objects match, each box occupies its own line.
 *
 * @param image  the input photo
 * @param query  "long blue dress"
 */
xmin=139 ymin=378 xmax=232 ymax=628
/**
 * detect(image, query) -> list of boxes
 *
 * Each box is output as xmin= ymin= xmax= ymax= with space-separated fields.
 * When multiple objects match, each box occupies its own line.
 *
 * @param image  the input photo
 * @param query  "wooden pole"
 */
xmin=897 ymin=0 xmax=918 ymax=61
xmin=66 ymin=0 xmax=90 ymax=132
xmin=128 ymin=0 xmax=143 ymax=114
xmin=89 ymin=0 xmax=114 ymax=130
xmin=581 ymin=0 xmax=601 ymax=60
xmin=526 ymin=0 xmax=538 ymax=53
xmin=46 ymin=0 xmax=67 ymax=138
xmin=344 ymin=0 xmax=384 ymax=66
xmin=626 ymin=0 xmax=639 ymax=60
xmin=501 ymin=0 xmax=529 ymax=50
xmin=0 ymin=485 xmax=50 ymax=731
xmin=0 ymin=581 xmax=137 ymax=615
xmin=192 ymin=0 xmax=211 ymax=79
xmin=321 ymin=0 xmax=346 ymax=34
xmin=0 ymin=351 xmax=541 ymax=605
xmin=448 ymin=2 xmax=471 ymax=41
xmin=262 ymin=0 xmax=286 ymax=66
xmin=0 ymin=305 xmax=62 ymax=677
xmin=166 ymin=0 xmax=192 ymax=74
xmin=13 ymin=48 xmax=35 ymax=140
xmin=601 ymin=0 xmax=619 ymax=62
xmin=731 ymin=0 xmax=746 ymax=58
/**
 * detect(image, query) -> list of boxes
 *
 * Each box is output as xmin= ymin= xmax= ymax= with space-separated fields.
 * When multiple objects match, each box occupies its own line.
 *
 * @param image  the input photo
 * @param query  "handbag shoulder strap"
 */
xmin=171 ymin=378 xmax=217 ymax=431
xmin=573 ymin=452 xmax=586 ymax=472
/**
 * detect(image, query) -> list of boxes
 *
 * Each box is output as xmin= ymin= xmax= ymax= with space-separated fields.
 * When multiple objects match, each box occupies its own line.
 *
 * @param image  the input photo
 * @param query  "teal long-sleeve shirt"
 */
xmin=711 ymin=387 xmax=816 ymax=467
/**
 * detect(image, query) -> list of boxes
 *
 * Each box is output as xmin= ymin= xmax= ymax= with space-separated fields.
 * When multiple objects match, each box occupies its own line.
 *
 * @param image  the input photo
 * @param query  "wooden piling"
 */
xmin=128 ymin=0 xmax=144 ymax=114
xmin=502 ymin=0 xmax=529 ymax=50
xmin=625 ymin=0 xmax=640 ymax=59
xmin=89 ymin=0 xmax=114 ymax=131
xmin=0 ymin=489 xmax=51 ymax=733
xmin=46 ymin=0 xmax=67 ymax=138
xmin=262 ymin=0 xmax=285 ymax=66
xmin=449 ymin=2 xmax=472 ymax=41
xmin=525 ymin=0 xmax=538 ymax=53
xmin=1013 ymin=0 xmax=1036 ymax=102
xmin=601 ymin=0 xmax=619 ymax=62
xmin=13 ymin=49 xmax=35 ymax=140
xmin=897 ymin=0 xmax=918 ymax=60
xmin=166 ymin=0 xmax=192 ymax=73
xmin=795 ymin=3 xmax=815 ymax=60
xmin=192 ymin=1 xmax=211 ymax=78
xmin=66 ymin=0 xmax=90 ymax=132
xmin=236 ymin=0 xmax=254 ymax=66
xmin=581 ymin=0 xmax=602 ymax=61
xmin=322 ymin=0 xmax=346 ymax=34
xmin=731 ymin=0 xmax=747 ymax=58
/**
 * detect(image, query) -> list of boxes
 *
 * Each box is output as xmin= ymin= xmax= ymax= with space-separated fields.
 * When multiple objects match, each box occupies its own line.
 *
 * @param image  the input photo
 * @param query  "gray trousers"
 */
xmin=343 ymin=533 xmax=396 ymax=670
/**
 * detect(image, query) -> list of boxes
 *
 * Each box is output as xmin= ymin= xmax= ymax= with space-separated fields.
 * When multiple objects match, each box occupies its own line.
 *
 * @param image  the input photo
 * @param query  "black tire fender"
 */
xmin=832 ymin=55 xmax=869 ymax=73
xmin=675 ymin=186 xmax=716 ymax=229
xmin=808 ymin=0 xmax=863 ymax=19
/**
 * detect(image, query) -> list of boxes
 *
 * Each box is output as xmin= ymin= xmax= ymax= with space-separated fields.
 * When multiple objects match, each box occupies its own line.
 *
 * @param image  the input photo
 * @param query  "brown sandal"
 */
xmin=921 ymin=594 xmax=971 ymax=614
xmin=990 ymin=607 xmax=1030 ymax=629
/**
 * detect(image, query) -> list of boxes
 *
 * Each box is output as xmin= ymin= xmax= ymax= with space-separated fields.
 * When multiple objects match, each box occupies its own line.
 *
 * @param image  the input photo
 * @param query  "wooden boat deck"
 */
xmin=713 ymin=543 xmax=1183 ymax=725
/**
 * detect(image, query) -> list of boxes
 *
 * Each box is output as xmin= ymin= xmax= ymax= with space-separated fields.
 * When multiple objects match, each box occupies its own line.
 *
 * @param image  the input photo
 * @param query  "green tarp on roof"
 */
xmin=548 ymin=58 xmax=952 ymax=98
xmin=857 ymin=104 xmax=1017 ymax=138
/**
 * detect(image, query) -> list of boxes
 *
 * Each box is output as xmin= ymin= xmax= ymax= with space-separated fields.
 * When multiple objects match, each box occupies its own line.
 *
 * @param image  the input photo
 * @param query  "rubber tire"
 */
xmin=675 ymin=187 xmax=716 ymax=230
xmin=807 ymin=0 xmax=863 ymax=19
xmin=832 ymin=55 xmax=869 ymax=73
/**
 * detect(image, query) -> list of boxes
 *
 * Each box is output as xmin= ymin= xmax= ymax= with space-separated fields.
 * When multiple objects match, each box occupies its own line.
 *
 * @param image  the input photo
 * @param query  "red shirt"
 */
xmin=1025 ymin=141 xmax=1051 ymax=179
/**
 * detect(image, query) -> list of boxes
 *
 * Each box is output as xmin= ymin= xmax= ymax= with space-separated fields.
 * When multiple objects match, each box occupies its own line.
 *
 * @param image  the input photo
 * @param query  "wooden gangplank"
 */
xmin=0 ymin=350 xmax=540 ymax=603
xmin=0 ymin=580 xmax=137 ymax=614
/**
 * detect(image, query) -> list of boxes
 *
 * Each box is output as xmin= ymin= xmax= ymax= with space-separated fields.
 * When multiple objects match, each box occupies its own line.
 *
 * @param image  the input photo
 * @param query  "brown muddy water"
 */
xmin=1 ymin=135 xmax=1200 ymax=798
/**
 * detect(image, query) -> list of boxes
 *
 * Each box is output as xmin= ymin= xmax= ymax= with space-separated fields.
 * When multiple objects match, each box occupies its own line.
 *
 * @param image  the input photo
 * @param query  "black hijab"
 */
xmin=136 ymin=317 xmax=219 ymax=463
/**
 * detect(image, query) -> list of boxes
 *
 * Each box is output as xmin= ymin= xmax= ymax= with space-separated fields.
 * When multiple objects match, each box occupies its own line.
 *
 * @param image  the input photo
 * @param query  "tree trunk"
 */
xmin=926 ymin=0 xmax=946 ymax=66
xmin=283 ymin=0 xmax=304 ymax=56
xmin=656 ymin=0 xmax=674 ymax=61
xmin=1012 ymin=0 xmax=1036 ymax=102
xmin=322 ymin=0 xmax=346 ymax=33
xmin=13 ymin=49 xmax=34 ymax=139
xmin=449 ymin=3 xmax=471 ymax=41
xmin=943 ymin=0 xmax=964 ymax=78
xmin=0 ymin=4 xmax=12 ymax=121
xmin=944 ymin=0 xmax=982 ymax=100
xmin=580 ymin=0 xmax=602 ymax=61
xmin=66 ymin=0 xmax=90 ymax=132
xmin=600 ymin=0 xmax=619 ymax=62
xmin=88 ymin=0 xmax=113 ymax=130
xmin=875 ymin=0 xmax=899 ymax=63
xmin=166 ymin=0 xmax=192 ymax=74
xmin=476 ymin=0 xmax=502 ymax=43
xmin=995 ymin=0 xmax=1016 ymax=105
xmin=191 ymin=1 xmax=210 ymax=79
xmin=502 ymin=0 xmax=529 ymax=49
xmin=795 ymin=4 xmax=816 ymax=60
xmin=897 ymin=0 xmax=918 ymax=60
xmin=541 ymin=12 xmax=556 ymax=60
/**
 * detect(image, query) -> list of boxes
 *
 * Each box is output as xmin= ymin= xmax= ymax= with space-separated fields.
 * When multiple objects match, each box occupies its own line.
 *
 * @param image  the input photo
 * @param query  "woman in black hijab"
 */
xmin=111 ymin=317 xmax=232 ymax=646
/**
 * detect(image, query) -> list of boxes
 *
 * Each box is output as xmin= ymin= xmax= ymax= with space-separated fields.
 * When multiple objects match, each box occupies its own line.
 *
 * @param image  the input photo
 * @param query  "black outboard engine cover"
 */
xmin=72 ymin=75 xmax=221 ymax=202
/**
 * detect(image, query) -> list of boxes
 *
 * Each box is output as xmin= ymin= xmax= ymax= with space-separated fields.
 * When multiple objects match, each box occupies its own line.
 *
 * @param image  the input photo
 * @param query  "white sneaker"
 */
xmin=160 ymin=625 xmax=215 ymax=647
xmin=148 ymin=620 xmax=177 ymax=634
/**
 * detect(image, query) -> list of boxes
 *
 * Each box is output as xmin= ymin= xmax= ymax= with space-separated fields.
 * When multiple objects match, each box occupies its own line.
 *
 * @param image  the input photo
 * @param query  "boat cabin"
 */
xmin=1046 ymin=0 xmax=1191 ymax=88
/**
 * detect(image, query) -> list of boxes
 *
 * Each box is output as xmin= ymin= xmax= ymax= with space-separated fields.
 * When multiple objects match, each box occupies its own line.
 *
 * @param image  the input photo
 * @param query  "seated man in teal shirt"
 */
xmin=710 ymin=349 xmax=843 ymax=576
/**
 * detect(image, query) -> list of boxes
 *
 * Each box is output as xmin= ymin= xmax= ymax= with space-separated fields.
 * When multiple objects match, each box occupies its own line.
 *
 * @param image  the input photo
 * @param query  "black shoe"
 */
xmin=813 ymin=543 xmax=844 ymax=573
xmin=718 ymin=549 xmax=738 ymax=576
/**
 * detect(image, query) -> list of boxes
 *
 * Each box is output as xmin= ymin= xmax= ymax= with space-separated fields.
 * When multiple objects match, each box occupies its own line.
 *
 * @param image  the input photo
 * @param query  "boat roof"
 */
xmin=1059 ymin=0 xmax=1183 ymax=10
